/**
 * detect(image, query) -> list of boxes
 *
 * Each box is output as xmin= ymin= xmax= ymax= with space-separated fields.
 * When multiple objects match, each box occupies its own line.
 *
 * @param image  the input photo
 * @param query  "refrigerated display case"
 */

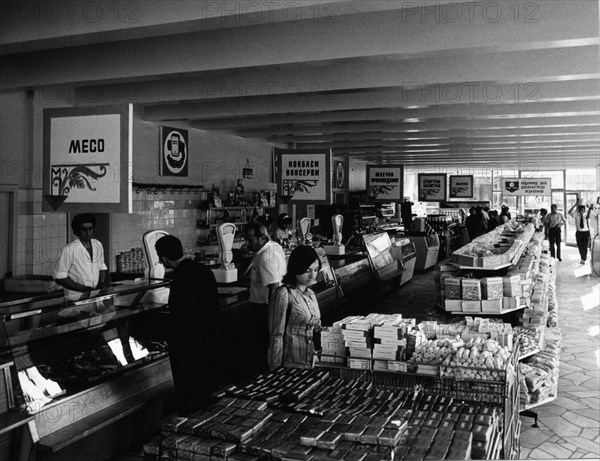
xmin=393 ymin=237 xmax=416 ymax=285
xmin=407 ymin=234 xmax=441 ymax=270
xmin=363 ymin=232 xmax=404 ymax=281
xmin=0 ymin=280 xmax=173 ymax=461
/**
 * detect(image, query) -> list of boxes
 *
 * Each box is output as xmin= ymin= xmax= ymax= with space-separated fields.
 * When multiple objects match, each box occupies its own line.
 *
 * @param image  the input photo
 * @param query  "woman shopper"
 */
xmin=267 ymin=245 xmax=322 ymax=370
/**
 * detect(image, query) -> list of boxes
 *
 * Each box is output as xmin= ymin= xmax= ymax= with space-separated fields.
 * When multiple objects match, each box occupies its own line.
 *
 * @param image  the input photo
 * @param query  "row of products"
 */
xmin=116 ymin=247 xmax=147 ymax=273
xmin=144 ymin=367 xmax=504 ymax=460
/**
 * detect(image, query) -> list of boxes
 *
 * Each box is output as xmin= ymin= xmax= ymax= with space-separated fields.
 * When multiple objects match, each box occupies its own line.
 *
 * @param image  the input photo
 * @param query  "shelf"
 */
xmin=518 ymin=348 xmax=541 ymax=361
xmin=521 ymin=395 xmax=557 ymax=411
xmin=451 ymin=262 xmax=513 ymax=271
xmin=450 ymin=305 xmax=527 ymax=316
xmin=207 ymin=222 xmax=248 ymax=228
xmin=207 ymin=206 xmax=253 ymax=210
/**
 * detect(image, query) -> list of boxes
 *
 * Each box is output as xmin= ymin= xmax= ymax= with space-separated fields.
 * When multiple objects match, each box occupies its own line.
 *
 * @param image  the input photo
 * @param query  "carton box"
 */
xmin=444 ymin=299 xmax=463 ymax=312
xmin=481 ymin=299 xmax=503 ymax=313
xmin=461 ymin=279 xmax=482 ymax=301
xmin=481 ymin=277 xmax=504 ymax=300
xmin=503 ymin=296 xmax=519 ymax=309
xmin=461 ymin=300 xmax=481 ymax=313
xmin=444 ymin=277 xmax=462 ymax=299
xmin=503 ymin=275 xmax=522 ymax=297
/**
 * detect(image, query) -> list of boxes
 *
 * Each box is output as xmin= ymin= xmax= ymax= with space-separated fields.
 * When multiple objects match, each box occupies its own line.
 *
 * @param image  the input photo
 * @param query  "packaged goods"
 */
xmin=481 ymin=277 xmax=504 ymax=300
xmin=444 ymin=277 xmax=462 ymax=299
xmin=461 ymin=278 xmax=482 ymax=301
xmin=503 ymin=275 xmax=522 ymax=297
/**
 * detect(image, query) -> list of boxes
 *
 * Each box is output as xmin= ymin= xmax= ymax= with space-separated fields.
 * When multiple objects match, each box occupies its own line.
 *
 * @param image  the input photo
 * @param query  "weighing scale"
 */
xmin=212 ymin=223 xmax=238 ymax=283
xmin=324 ymin=214 xmax=345 ymax=256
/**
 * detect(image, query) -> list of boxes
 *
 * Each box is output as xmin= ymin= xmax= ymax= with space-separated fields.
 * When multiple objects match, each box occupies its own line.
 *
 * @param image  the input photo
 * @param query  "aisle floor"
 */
xmin=367 ymin=245 xmax=600 ymax=460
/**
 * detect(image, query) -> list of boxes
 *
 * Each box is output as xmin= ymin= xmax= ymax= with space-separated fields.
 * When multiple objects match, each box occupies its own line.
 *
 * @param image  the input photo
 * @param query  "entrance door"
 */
xmin=565 ymin=192 xmax=579 ymax=246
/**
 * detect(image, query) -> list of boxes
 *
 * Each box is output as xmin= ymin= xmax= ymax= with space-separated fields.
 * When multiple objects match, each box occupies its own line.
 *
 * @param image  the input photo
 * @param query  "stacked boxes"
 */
xmin=341 ymin=317 xmax=373 ymax=369
xmin=480 ymin=277 xmax=504 ymax=313
xmin=373 ymin=317 xmax=414 ymax=372
xmin=320 ymin=324 xmax=345 ymax=365
xmin=461 ymin=278 xmax=482 ymax=313
xmin=444 ymin=277 xmax=463 ymax=312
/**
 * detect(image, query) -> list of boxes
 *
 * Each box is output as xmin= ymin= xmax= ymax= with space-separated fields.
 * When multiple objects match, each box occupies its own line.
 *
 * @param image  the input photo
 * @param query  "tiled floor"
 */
xmin=364 ymin=245 xmax=600 ymax=460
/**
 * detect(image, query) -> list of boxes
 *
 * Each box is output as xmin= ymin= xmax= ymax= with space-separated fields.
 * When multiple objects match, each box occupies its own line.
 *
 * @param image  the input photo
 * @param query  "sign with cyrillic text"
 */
xmin=43 ymin=105 xmax=132 ymax=212
xmin=418 ymin=174 xmax=447 ymax=202
xmin=276 ymin=148 xmax=331 ymax=204
xmin=367 ymin=165 xmax=403 ymax=201
xmin=502 ymin=178 xmax=551 ymax=196
xmin=449 ymin=175 xmax=474 ymax=198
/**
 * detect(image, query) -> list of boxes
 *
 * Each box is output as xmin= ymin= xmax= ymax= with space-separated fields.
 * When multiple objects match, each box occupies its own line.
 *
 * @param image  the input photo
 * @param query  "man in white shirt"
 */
xmin=568 ymin=199 xmax=591 ymax=264
xmin=54 ymin=213 xmax=107 ymax=297
xmin=543 ymin=204 xmax=566 ymax=261
xmin=243 ymin=222 xmax=286 ymax=373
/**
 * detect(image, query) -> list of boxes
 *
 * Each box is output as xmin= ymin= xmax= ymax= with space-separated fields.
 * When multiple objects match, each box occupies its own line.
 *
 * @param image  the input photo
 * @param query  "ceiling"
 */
xmin=1 ymin=0 xmax=599 ymax=168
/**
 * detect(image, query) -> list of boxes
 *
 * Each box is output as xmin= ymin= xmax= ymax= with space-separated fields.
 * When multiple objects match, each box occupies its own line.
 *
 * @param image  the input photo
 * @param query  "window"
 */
xmin=566 ymin=169 xmax=598 ymax=191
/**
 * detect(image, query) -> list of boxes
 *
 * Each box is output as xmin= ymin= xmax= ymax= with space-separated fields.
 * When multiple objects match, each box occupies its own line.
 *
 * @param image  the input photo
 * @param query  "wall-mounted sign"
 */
xmin=449 ymin=175 xmax=474 ymax=198
xmin=160 ymin=126 xmax=188 ymax=176
xmin=502 ymin=177 xmax=552 ymax=196
xmin=366 ymin=165 xmax=403 ymax=201
xmin=43 ymin=105 xmax=132 ymax=213
xmin=333 ymin=159 xmax=346 ymax=190
xmin=275 ymin=148 xmax=331 ymax=204
xmin=418 ymin=173 xmax=447 ymax=202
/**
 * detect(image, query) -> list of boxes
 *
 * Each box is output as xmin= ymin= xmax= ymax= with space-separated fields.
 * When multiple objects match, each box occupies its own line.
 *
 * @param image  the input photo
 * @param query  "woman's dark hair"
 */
xmin=71 ymin=213 xmax=96 ymax=234
xmin=283 ymin=245 xmax=322 ymax=285
xmin=539 ymin=208 xmax=548 ymax=216
xmin=155 ymin=235 xmax=184 ymax=261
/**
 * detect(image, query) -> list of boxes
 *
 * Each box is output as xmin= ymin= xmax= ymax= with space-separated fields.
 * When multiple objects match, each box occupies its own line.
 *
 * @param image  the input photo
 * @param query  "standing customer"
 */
xmin=272 ymin=213 xmax=293 ymax=244
xmin=568 ymin=199 xmax=591 ymax=265
xmin=544 ymin=204 xmax=566 ymax=261
xmin=155 ymin=235 xmax=223 ymax=416
xmin=54 ymin=213 xmax=107 ymax=297
xmin=268 ymin=245 xmax=322 ymax=370
xmin=244 ymin=222 xmax=287 ymax=373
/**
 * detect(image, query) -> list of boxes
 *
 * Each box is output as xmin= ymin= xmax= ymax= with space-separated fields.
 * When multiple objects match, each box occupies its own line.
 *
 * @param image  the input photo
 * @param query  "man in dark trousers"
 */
xmin=155 ymin=235 xmax=223 ymax=416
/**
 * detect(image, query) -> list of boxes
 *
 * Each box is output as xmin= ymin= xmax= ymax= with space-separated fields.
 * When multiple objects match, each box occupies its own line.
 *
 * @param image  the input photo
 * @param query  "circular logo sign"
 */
xmin=163 ymin=130 xmax=187 ymax=174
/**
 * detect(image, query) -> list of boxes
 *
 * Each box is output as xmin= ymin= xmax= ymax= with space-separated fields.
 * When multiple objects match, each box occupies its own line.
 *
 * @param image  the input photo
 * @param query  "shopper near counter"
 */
xmin=155 ymin=235 xmax=223 ymax=416
xmin=544 ymin=204 xmax=566 ymax=261
xmin=54 ymin=213 xmax=107 ymax=297
xmin=244 ymin=222 xmax=287 ymax=372
xmin=268 ymin=245 xmax=322 ymax=370
xmin=272 ymin=213 xmax=293 ymax=244
xmin=538 ymin=208 xmax=548 ymax=236
xmin=568 ymin=199 xmax=591 ymax=264
xmin=498 ymin=205 xmax=511 ymax=224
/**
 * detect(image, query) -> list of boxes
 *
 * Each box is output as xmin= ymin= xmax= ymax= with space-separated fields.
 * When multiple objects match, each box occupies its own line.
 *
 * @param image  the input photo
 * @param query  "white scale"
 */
xmin=297 ymin=217 xmax=312 ymax=244
xmin=324 ymin=214 xmax=345 ymax=256
xmin=211 ymin=223 xmax=238 ymax=283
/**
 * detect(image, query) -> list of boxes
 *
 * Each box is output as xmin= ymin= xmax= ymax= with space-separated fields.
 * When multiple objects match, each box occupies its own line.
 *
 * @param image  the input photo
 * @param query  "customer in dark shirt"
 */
xmin=155 ymin=235 xmax=223 ymax=416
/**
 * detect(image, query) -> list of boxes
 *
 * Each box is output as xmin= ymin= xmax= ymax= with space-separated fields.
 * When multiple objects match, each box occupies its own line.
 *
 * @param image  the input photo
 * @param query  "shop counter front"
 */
xmin=0 ymin=280 xmax=174 ymax=461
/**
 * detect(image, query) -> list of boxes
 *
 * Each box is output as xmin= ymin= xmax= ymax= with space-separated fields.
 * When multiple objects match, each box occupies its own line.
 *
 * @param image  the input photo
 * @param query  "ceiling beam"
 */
xmin=2 ymin=1 xmax=598 ymax=88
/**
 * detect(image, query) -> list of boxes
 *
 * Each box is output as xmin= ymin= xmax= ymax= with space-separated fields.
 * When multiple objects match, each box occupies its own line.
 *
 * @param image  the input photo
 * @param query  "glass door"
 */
xmin=565 ymin=192 xmax=579 ymax=246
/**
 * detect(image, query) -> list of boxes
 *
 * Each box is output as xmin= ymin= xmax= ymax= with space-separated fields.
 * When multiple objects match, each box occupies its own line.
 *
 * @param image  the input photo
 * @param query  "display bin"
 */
xmin=316 ymin=346 xmax=520 ymax=460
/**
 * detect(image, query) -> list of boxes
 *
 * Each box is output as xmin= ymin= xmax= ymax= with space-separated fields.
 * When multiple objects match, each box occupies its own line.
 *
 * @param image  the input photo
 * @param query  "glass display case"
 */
xmin=0 ymin=280 xmax=173 ymax=460
xmin=393 ymin=237 xmax=417 ymax=286
xmin=363 ymin=232 xmax=404 ymax=281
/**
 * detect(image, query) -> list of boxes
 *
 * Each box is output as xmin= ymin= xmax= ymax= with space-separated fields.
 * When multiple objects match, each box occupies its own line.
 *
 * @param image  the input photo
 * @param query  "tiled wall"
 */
xmin=13 ymin=188 xmax=203 ymax=276
xmin=109 ymin=190 xmax=203 ymax=272
xmin=15 ymin=189 xmax=68 ymax=276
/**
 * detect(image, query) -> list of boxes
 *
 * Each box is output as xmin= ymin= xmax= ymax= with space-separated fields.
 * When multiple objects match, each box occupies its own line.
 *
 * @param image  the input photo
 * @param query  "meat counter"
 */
xmin=0 ymin=280 xmax=173 ymax=461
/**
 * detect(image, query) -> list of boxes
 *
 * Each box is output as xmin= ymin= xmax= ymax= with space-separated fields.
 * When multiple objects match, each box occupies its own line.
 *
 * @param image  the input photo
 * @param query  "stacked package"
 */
xmin=514 ymin=325 xmax=544 ymax=359
xmin=372 ymin=316 xmax=414 ymax=372
xmin=341 ymin=316 xmax=375 ymax=370
xmin=519 ymin=328 xmax=562 ymax=407
xmin=546 ymin=258 xmax=559 ymax=328
xmin=320 ymin=323 xmax=345 ymax=365
xmin=144 ymin=366 xmax=514 ymax=461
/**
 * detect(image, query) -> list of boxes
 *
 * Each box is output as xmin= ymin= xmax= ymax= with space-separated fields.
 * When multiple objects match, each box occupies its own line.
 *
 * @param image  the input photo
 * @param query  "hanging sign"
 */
xmin=366 ymin=165 xmax=403 ymax=201
xmin=449 ymin=175 xmax=474 ymax=198
xmin=502 ymin=177 xmax=551 ymax=196
xmin=160 ymin=126 xmax=188 ymax=176
xmin=333 ymin=159 xmax=346 ymax=190
xmin=418 ymin=174 xmax=447 ymax=202
xmin=43 ymin=105 xmax=133 ymax=213
xmin=276 ymin=148 xmax=331 ymax=204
